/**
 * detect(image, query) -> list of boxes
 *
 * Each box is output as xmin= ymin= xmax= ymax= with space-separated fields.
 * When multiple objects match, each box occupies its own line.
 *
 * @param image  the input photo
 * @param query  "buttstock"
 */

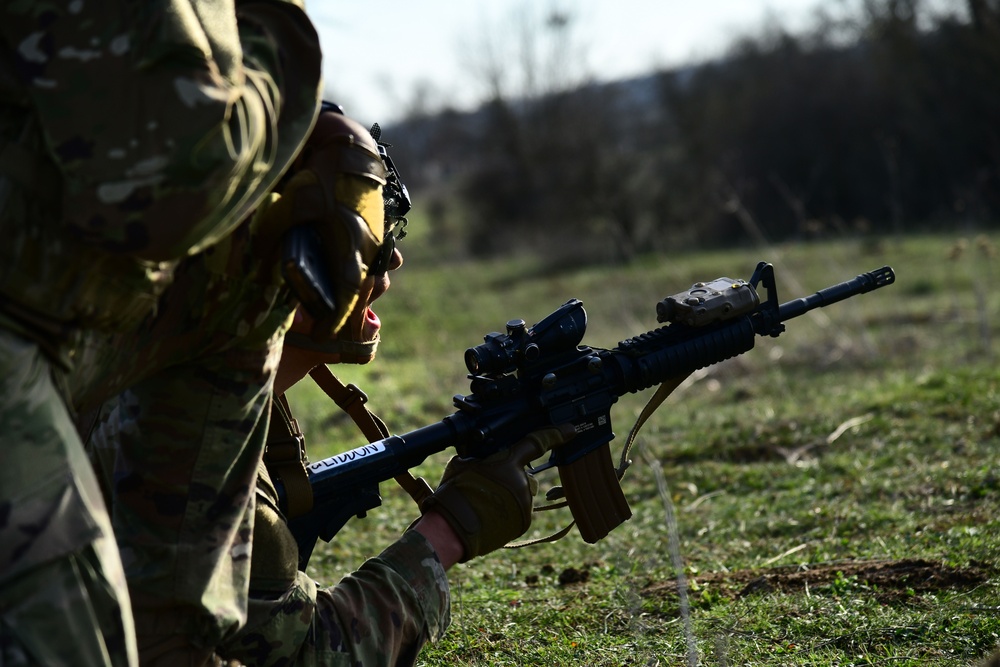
xmin=558 ymin=442 xmax=632 ymax=543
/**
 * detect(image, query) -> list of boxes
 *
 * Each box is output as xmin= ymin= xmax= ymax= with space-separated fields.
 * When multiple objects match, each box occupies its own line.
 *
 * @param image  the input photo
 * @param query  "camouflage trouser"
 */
xmin=0 ymin=329 xmax=137 ymax=667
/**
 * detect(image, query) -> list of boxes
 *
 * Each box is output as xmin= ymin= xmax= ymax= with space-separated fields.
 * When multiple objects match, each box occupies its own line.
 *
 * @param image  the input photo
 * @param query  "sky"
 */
xmin=308 ymin=1 xmax=826 ymax=126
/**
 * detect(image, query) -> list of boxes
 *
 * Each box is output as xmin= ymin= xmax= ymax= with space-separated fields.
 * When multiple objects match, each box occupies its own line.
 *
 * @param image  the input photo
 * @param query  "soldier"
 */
xmin=0 ymin=2 xmax=323 ymax=665
xmin=81 ymin=107 xmax=573 ymax=665
xmin=76 ymin=104 xmax=388 ymax=665
xmin=215 ymin=258 xmax=572 ymax=667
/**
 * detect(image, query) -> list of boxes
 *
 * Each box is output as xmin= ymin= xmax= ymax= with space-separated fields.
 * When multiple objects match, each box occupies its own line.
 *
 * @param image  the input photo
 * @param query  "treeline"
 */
xmin=389 ymin=0 xmax=1000 ymax=263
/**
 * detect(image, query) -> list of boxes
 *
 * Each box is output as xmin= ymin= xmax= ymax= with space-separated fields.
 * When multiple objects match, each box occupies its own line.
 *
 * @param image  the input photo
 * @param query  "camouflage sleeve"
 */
xmin=324 ymin=529 xmax=452 ymax=665
xmin=222 ymin=529 xmax=452 ymax=667
xmin=0 ymin=0 xmax=322 ymax=261
xmin=220 ymin=457 xmax=451 ymax=666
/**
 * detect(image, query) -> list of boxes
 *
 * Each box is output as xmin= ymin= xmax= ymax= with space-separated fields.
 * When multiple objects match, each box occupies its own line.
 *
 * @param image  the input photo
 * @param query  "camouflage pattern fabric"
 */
xmin=216 ymin=462 xmax=451 ymax=667
xmin=82 ymin=198 xmax=450 ymax=664
xmin=71 ymin=198 xmax=295 ymax=416
xmin=85 ymin=350 xmax=278 ymax=665
xmin=0 ymin=0 xmax=322 ymax=334
xmin=81 ymin=206 xmax=296 ymax=664
xmin=0 ymin=1 xmax=322 ymax=664
xmin=0 ymin=328 xmax=137 ymax=666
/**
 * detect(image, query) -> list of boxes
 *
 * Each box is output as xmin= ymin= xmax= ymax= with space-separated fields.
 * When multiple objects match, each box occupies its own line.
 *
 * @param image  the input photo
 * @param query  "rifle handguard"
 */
xmin=558 ymin=442 xmax=632 ymax=543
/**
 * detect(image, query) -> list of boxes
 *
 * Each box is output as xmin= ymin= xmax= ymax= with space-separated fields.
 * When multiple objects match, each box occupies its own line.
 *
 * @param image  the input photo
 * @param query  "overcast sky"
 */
xmin=306 ymin=1 xmax=833 ymax=126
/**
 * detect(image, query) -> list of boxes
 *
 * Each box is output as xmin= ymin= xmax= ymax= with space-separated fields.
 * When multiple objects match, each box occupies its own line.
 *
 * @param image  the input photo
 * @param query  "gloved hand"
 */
xmin=420 ymin=424 xmax=576 ymax=562
xmin=255 ymin=110 xmax=388 ymax=338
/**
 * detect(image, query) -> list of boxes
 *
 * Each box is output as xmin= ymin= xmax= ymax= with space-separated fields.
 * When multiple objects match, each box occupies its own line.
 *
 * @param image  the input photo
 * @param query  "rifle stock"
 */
xmin=281 ymin=261 xmax=896 ymax=569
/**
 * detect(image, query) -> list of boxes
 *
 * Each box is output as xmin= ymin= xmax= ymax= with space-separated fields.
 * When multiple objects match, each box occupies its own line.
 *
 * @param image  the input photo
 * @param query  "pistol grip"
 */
xmin=558 ymin=442 xmax=632 ymax=543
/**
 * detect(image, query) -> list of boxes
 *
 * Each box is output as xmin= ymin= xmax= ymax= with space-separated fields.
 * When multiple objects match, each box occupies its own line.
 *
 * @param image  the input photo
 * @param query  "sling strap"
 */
xmin=263 ymin=394 xmax=313 ymax=519
xmin=264 ymin=365 xmax=434 ymax=520
xmin=307 ymin=365 xmax=434 ymax=508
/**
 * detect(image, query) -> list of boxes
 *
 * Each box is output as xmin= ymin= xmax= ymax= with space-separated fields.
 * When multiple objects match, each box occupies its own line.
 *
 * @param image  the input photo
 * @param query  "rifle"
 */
xmin=282 ymin=261 xmax=896 ymax=568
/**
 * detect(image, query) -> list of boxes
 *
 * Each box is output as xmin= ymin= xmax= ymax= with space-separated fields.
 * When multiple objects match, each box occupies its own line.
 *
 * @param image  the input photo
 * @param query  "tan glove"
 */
xmin=420 ymin=425 xmax=576 ymax=562
xmin=256 ymin=110 xmax=388 ymax=338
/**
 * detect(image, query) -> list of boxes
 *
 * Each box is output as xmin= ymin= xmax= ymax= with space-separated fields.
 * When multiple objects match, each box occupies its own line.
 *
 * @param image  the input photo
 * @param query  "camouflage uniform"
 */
xmin=217 ymin=446 xmax=450 ymax=667
xmin=81 ymin=198 xmax=450 ymax=663
xmin=79 ymin=207 xmax=296 ymax=665
xmin=0 ymin=1 xmax=322 ymax=665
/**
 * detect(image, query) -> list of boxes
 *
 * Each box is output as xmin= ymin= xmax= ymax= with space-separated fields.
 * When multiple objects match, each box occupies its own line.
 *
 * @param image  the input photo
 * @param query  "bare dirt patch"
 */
xmin=641 ymin=558 xmax=993 ymax=605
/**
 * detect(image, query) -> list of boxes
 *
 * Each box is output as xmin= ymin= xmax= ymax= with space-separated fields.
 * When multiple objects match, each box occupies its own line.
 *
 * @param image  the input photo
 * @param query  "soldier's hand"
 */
xmin=420 ymin=424 xmax=576 ymax=562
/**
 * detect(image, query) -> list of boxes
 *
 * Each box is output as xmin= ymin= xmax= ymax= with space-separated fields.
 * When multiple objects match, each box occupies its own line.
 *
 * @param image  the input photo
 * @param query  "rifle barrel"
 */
xmin=777 ymin=266 xmax=895 ymax=322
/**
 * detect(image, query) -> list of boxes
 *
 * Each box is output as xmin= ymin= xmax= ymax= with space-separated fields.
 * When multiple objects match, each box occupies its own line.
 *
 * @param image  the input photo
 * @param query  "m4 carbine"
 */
xmin=282 ymin=261 xmax=896 ymax=568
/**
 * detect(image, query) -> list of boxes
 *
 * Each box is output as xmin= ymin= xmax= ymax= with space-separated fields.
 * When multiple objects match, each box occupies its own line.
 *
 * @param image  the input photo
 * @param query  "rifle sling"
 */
xmin=616 ymin=373 xmax=691 ymax=480
xmin=266 ymin=365 xmax=433 ymax=522
xmin=307 ymin=365 xmax=389 ymax=441
xmin=264 ymin=394 xmax=314 ymax=519
xmin=307 ymin=365 xmax=434 ymax=507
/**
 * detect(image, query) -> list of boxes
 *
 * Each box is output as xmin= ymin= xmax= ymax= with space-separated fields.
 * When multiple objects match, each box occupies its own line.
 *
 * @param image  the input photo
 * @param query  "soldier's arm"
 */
xmin=324 ymin=530 xmax=452 ymax=666
xmin=219 ymin=474 xmax=452 ymax=667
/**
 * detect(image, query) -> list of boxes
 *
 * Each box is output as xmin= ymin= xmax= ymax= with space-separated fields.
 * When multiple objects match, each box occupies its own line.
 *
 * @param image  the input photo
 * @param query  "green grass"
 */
xmin=286 ymin=229 xmax=1000 ymax=665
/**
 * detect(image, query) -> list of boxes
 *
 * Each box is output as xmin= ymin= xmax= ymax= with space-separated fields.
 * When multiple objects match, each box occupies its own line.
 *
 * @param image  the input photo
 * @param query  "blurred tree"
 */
xmin=656 ymin=0 xmax=999 ymax=245
xmin=967 ymin=0 xmax=1000 ymax=31
xmin=453 ymin=1 xmax=667 ymax=263
xmin=394 ymin=0 xmax=999 ymax=261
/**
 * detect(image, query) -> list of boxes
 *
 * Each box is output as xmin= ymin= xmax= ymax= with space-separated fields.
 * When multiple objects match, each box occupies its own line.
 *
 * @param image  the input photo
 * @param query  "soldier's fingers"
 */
xmin=512 ymin=423 xmax=577 ymax=466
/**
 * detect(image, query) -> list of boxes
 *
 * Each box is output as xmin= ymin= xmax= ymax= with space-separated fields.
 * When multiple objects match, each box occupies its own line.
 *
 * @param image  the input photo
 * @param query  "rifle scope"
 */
xmin=465 ymin=299 xmax=588 ymax=376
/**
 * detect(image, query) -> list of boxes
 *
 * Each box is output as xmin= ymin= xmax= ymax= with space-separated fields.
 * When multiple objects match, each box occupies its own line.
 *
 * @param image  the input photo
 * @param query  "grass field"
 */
xmin=287 ymin=229 xmax=1000 ymax=666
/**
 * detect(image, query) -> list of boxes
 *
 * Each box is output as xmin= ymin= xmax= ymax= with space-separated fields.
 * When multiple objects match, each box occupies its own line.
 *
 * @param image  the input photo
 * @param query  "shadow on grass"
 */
xmin=641 ymin=557 xmax=994 ymax=606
